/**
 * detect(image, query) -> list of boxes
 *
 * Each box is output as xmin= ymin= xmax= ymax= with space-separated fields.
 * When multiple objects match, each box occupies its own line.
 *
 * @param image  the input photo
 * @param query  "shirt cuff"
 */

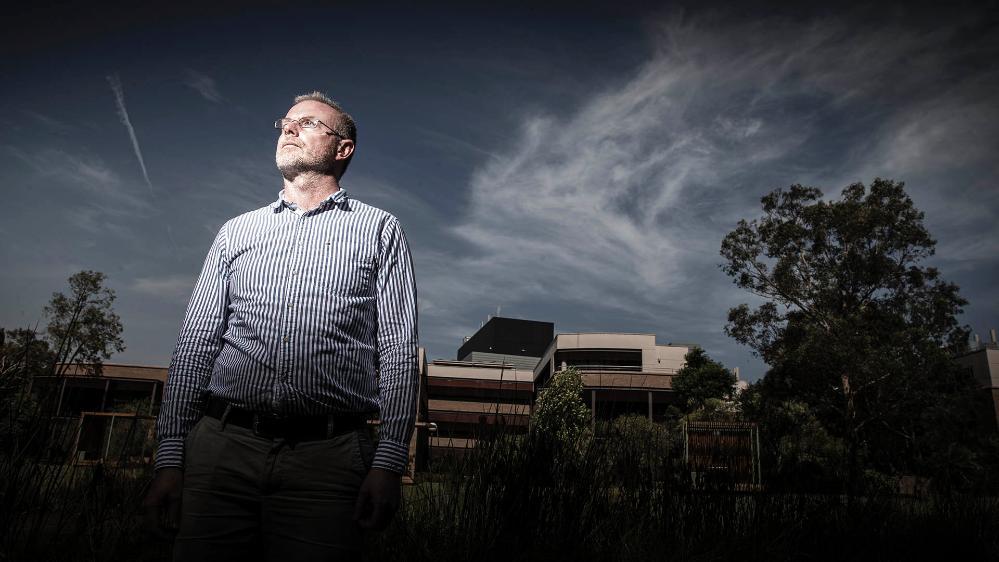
xmin=371 ymin=439 xmax=410 ymax=474
xmin=154 ymin=437 xmax=185 ymax=471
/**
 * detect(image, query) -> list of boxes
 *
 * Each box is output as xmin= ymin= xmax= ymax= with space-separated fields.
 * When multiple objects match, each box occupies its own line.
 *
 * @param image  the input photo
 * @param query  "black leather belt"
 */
xmin=204 ymin=396 xmax=368 ymax=441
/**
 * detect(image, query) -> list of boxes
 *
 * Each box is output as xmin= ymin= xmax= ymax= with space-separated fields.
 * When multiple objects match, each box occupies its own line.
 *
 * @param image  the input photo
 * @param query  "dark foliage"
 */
xmin=673 ymin=346 xmax=737 ymax=413
xmin=721 ymin=179 xmax=991 ymax=492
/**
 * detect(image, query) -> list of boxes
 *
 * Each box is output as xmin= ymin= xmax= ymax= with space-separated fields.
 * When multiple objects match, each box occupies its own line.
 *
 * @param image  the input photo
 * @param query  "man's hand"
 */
xmin=143 ymin=467 xmax=184 ymax=540
xmin=353 ymin=467 xmax=401 ymax=531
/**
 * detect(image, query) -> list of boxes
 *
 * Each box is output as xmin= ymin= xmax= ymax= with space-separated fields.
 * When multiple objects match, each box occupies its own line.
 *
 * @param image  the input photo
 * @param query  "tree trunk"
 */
xmin=842 ymin=372 xmax=860 ymax=504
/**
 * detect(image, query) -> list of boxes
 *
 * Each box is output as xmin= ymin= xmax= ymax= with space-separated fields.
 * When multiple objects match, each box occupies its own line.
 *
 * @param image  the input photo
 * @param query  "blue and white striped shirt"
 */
xmin=156 ymin=189 xmax=419 ymax=474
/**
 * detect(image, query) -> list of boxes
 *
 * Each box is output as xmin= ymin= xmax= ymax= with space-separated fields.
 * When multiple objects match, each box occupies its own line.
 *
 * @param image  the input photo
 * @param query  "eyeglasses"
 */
xmin=274 ymin=117 xmax=342 ymax=137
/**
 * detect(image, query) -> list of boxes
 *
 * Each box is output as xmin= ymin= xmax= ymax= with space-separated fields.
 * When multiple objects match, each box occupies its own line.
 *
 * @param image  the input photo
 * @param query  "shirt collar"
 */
xmin=270 ymin=188 xmax=348 ymax=214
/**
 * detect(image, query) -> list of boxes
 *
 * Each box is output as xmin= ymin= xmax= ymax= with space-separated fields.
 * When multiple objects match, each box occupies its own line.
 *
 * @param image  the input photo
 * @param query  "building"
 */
xmin=530 ymin=333 xmax=762 ymax=488
xmin=426 ymin=320 xmax=703 ymax=452
xmin=424 ymin=317 xmax=552 ymax=460
xmin=425 ymin=360 xmax=535 ymax=459
xmin=457 ymin=316 xmax=554 ymax=367
xmin=31 ymin=363 xmax=166 ymax=464
xmin=404 ymin=347 xmax=431 ymax=481
xmin=533 ymin=333 xmax=690 ymax=426
xmin=34 ymin=363 xmax=166 ymax=418
xmin=426 ymin=320 xmax=767 ymax=488
xmin=954 ymin=328 xmax=999 ymax=432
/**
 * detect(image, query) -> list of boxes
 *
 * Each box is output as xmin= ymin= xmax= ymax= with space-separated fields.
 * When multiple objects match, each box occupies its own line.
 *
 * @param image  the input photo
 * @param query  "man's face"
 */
xmin=275 ymin=100 xmax=343 ymax=178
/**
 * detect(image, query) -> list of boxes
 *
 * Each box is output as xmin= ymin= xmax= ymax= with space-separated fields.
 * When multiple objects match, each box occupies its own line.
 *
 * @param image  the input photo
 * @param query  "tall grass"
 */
xmin=0 ymin=351 xmax=165 ymax=562
xmin=369 ymin=419 xmax=999 ymax=562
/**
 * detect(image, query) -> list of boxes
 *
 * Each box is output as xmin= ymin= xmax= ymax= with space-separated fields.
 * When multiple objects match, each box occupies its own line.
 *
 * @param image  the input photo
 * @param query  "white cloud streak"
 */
xmin=107 ymin=73 xmax=154 ymax=192
xmin=184 ymin=69 xmax=224 ymax=103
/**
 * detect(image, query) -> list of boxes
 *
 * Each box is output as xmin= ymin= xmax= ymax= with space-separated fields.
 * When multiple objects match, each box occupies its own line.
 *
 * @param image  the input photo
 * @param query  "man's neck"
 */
xmin=281 ymin=173 xmax=341 ymax=211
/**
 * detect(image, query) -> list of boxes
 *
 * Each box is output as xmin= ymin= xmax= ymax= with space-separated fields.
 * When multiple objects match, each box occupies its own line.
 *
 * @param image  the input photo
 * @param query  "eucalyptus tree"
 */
xmin=44 ymin=270 xmax=124 ymax=376
xmin=720 ymin=178 xmax=975 ymax=490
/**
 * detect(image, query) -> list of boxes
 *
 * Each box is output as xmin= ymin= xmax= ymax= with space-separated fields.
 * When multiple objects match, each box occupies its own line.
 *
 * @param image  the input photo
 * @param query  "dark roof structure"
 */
xmin=457 ymin=317 xmax=553 ymax=360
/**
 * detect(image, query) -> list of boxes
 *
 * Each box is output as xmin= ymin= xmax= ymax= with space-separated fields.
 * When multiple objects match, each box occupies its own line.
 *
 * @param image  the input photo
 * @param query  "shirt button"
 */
xmin=282 ymin=336 xmax=289 ymax=343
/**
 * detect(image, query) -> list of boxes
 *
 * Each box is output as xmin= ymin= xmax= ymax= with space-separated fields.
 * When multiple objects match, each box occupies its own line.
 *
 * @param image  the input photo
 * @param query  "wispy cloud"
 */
xmin=22 ymin=110 xmax=72 ymax=133
xmin=107 ymin=73 xmax=154 ymax=192
xmin=415 ymin=13 xmax=998 ymax=375
xmin=184 ymin=69 xmax=224 ymax=103
xmin=132 ymin=274 xmax=196 ymax=303
xmin=1 ymin=145 xmax=155 ymax=239
xmin=1 ymin=145 xmax=150 ymax=211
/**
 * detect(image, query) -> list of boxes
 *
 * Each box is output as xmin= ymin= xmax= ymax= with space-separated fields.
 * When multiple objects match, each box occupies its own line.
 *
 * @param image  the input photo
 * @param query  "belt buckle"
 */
xmin=253 ymin=412 xmax=283 ymax=438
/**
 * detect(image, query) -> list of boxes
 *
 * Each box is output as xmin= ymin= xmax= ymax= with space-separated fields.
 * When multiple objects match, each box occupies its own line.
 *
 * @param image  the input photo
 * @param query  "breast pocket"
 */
xmin=325 ymin=257 xmax=375 ymax=297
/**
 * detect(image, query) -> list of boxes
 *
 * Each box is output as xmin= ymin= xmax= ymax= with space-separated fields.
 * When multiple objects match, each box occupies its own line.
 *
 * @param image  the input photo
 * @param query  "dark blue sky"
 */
xmin=2 ymin=3 xmax=997 ymax=381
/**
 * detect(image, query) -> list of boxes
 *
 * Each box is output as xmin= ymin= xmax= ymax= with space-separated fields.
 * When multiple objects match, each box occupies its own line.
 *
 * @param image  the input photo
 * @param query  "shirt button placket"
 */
xmin=277 ymin=219 xmax=303 ymax=407
xmin=284 ymin=218 xmax=308 ymax=387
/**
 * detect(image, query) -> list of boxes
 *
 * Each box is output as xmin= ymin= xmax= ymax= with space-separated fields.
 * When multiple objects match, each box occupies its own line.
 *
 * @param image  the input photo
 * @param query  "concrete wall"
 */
xmin=429 ymin=361 xmax=535 ymax=382
xmin=460 ymin=351 xmax=541 ymax=370
xmin=648 ymin=344 xmax=689 ymax=374
xmin=534 ymin=333 xmax=690 ymax=380
xmin=581 ymin=372 xmax=673 ymax=390
xmin=953 ymin=347 xmax=999 ymax=433
xmin=955 ymin=348 xmax=999 ymax=388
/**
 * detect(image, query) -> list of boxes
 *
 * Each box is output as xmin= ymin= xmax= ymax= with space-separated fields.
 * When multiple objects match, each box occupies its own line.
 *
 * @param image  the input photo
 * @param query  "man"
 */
xmin=143 ymin=92 xmax=419 ymax=561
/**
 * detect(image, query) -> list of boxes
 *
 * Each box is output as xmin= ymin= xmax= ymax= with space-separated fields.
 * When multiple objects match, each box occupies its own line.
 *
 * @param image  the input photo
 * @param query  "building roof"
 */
xmin=457 ymin=316 xmax=554 ymax=360
xmin=55 ymin=363 xmax=167 ymax=382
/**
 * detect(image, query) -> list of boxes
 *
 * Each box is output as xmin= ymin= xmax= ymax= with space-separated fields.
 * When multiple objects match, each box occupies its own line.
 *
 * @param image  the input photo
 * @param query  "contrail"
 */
xmin=107 ymin=73 xmax=153 ymax=192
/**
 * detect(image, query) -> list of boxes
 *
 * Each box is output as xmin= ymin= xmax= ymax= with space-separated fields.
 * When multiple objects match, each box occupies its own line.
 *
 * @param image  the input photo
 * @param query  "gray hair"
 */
xmin=294 ymin=91 xmax=357 ymax=176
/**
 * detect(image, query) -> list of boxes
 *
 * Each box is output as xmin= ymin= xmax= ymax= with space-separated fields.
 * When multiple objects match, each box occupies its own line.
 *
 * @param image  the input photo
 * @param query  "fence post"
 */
xmin=104 ymin=414 xmax=116 ymax=461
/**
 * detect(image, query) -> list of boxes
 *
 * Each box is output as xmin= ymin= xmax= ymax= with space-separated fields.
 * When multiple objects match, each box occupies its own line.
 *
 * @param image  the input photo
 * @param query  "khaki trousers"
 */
xmin=173 ymin=415 xmax=375 ymax=562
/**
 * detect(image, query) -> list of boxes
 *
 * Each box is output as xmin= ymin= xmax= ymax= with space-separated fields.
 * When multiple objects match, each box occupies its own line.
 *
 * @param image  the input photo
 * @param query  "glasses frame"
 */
xmin=274 ymin=117 xmax=343 ymax=138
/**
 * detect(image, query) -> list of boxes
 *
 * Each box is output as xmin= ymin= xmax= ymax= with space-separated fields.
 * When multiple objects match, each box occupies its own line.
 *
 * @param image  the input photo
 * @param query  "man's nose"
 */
xmin=281 ymin=120 xmax=300 ymax=135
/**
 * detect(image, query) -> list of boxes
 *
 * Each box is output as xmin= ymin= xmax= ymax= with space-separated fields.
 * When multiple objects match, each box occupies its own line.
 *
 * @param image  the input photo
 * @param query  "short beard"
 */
xmin=276 ymin=148 xmax=336 ymax=179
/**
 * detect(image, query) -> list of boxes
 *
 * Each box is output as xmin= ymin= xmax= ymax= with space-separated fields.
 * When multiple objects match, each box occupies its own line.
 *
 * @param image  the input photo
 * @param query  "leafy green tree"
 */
xmin=44 ymin=270 xmax=125 ymax=376
xmin=531 ymin=366 xmax=589 ymax=444
xmin=672 ymin=346 xmax=736 ymax=413
xmin=720 ymin=179 xmax=976 ymax=490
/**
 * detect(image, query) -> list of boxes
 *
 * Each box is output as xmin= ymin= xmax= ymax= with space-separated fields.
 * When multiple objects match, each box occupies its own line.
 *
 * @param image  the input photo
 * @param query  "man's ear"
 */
xmin=337 ymin=139 xmax=355 ymax=161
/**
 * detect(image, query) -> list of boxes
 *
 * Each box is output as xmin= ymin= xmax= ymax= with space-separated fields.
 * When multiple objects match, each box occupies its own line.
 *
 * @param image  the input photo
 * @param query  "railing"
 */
xmin=568 ymin=364 xmax=643 ymax=372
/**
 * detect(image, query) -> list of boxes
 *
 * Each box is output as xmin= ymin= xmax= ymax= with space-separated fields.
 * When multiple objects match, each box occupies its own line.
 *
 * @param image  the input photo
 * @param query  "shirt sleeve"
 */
xmin=154 ymin=224 xmax=230 ymax=470
xmin=371 ymin=216 xmax=419 ymax=474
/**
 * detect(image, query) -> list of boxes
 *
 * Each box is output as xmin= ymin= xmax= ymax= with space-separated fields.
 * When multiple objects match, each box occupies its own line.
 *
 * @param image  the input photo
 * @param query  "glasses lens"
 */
xmin=274 ymin=119 xmax=289 ymax=129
